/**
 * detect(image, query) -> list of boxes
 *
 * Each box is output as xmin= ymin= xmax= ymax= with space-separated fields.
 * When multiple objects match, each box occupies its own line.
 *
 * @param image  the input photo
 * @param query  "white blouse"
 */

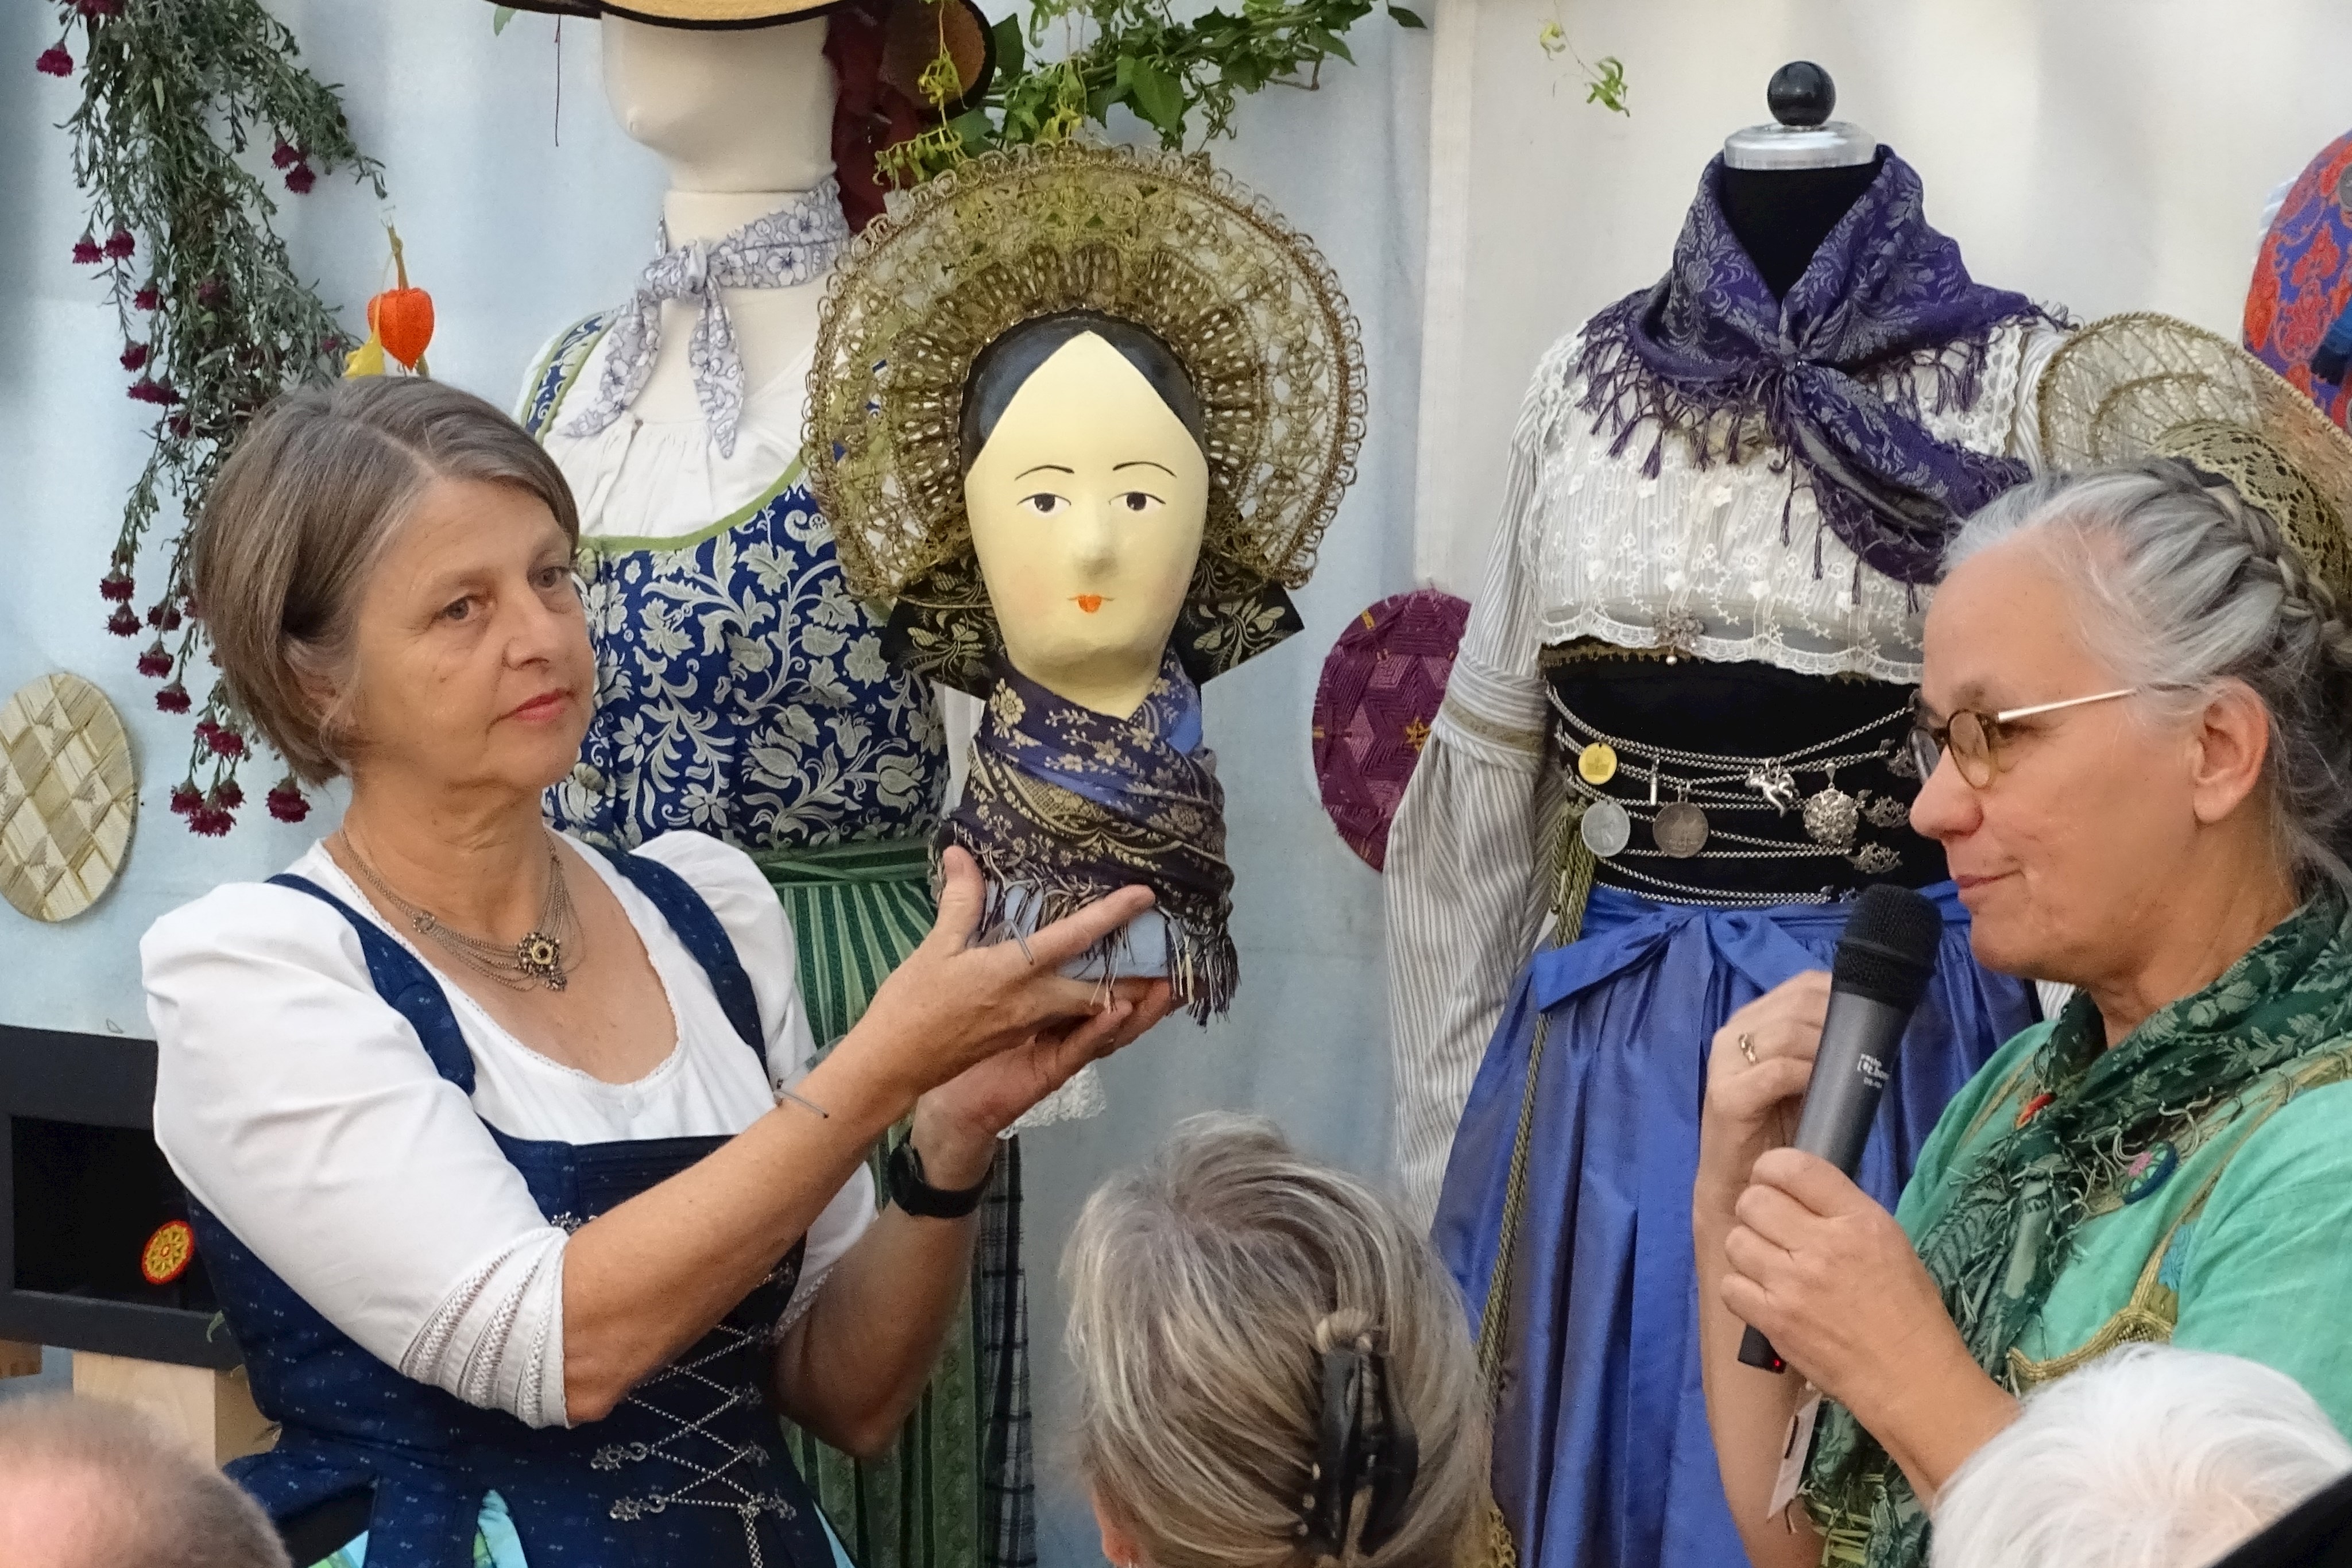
xmin=143 ymin=830 xmax=874 ymax=1430
xmin=1384 ymin=316 xmax=2069 ymax=1225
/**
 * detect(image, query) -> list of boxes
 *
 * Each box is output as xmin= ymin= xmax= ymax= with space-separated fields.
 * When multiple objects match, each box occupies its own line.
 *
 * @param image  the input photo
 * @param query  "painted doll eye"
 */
xmin=1115 ymin=491 xmax=1165 ymax=514
xmin=1019 ymin=493 xmax=1070 ymax=518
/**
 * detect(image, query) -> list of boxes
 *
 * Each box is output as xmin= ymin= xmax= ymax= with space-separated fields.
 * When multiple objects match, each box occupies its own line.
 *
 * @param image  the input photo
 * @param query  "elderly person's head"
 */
xmin=192 ymin=378 xmax=587 ymax=802
xmin=0 ymin=1395 xmax=291 ymax=1567
xmin=1930 ymin=1345 xmax=2352 ymax=1568
xmin=1913 ymin=458 xmax=2352 ymax=1000
xmin=1062 ymin=1115 xmax=1486 ymax=1568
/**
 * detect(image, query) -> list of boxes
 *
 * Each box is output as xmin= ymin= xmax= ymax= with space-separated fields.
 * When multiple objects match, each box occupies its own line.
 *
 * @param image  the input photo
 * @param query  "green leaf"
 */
xmin=1388 ymin=5 xmax=1426 ymax=26
xmin=492 ymin=6 xmax=517 ymax=33
xmin=991 ymin=13 xmax=1026 ymax=77
xmin=1129 ymin=57 xmax=1185 ymax=135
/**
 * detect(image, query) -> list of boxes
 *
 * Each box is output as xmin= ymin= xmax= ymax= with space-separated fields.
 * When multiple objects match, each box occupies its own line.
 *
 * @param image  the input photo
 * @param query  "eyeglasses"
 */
xmin=1908 ymin=688 xmax=2137 ymax=789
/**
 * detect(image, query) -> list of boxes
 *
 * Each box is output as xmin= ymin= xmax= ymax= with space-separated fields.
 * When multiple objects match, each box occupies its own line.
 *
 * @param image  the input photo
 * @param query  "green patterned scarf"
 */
xmin=1804 ymin=892 xmax=2352 ymax=1568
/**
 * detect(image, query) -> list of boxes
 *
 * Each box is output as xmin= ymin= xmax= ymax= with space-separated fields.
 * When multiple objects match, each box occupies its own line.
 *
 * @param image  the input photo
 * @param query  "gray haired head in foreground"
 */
xmin=1061 ymin=1112 xmax=1487 ymax=1568
xmin=1930 ymin=1344 xmax=2352 ymax=1568
xmin=0 ymin=1393 xmax=290 ymax=1568
xmin=1948 ymin=458 xmax=2352 ymax=897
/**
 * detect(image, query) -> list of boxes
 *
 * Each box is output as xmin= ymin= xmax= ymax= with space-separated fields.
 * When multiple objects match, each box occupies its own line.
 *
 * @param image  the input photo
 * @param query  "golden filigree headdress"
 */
xmin=804 ymin=141 xmax=1365 ymax=693
xmin=2038 ymin=311 xmax=2352 ymax=596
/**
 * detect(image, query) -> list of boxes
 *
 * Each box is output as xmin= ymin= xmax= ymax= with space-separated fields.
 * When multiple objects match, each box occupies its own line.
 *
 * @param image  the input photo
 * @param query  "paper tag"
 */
xmin=1767 ymin=1391 xmax=1824 ymax=1523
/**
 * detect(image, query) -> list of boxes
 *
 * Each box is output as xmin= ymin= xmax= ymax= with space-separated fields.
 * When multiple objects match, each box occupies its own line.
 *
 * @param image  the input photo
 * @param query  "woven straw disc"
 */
xmin=0 ymin=672 xmax=137 ymax=922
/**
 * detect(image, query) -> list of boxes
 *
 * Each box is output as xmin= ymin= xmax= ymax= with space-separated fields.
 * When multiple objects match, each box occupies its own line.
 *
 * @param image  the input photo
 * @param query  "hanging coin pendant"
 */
xmin=1803 ymin=785 xmax=1860 ymax=849
xmin=1653 ymin=801 xmax=1710 ymax=858
xmin=1577 ymin=742 xmax=1619 ymax=787
xmin=517 ymin=931 xmax=567 ymax=990
xmin=1580 ymin=797 xmax=1632 ymax=858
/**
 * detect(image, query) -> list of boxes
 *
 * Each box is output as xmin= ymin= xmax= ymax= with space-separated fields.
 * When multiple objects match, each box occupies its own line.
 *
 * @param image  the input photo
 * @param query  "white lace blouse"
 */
xmin=1384 ymin=316 xmax=2070 ymax=1224
xmin=144 ymin=831 xmax=874 ymax=1430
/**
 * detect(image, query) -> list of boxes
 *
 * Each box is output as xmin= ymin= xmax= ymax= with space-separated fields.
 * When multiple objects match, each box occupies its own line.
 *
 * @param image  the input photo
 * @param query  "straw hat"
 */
xmin=2038 ymin=311 xmax=2352 ymax=597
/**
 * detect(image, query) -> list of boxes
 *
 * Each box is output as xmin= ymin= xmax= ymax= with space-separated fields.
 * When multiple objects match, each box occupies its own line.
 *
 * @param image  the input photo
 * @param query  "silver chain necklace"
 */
xmin=342 ymin=831 xmax=580 ymax=992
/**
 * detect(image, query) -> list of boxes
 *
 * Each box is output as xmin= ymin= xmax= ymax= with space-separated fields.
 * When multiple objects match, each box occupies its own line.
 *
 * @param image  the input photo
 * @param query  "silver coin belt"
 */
xmin=1549 ymin=687 xmax=1922 ymax=907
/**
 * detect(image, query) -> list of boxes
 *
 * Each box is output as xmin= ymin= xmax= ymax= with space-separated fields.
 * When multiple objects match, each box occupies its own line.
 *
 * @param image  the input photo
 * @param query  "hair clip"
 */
xmin=1297 ymin=1330 xmax=1421 ymax=1560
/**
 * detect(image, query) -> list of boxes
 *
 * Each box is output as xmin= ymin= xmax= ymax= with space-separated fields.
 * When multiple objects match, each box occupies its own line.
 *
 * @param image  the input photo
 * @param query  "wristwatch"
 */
xmin=887 ymin=1137 xmax=994 ymax=1219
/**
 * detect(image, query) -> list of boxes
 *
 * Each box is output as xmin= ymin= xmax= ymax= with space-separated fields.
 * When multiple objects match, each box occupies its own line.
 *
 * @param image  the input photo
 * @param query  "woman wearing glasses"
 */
xmin=1697 ymin=320 xmax=2352 ymax=1568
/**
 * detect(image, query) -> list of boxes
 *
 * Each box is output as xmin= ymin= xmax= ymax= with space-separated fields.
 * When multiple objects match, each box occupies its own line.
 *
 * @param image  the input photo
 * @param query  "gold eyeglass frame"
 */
xmin=1909 ymin=688 xmax=2137 ymax=788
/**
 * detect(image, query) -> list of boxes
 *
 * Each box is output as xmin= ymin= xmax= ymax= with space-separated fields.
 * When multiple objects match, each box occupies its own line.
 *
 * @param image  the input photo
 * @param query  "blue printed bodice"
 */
xmin=522 ymin=314 xmax=946 ymax=851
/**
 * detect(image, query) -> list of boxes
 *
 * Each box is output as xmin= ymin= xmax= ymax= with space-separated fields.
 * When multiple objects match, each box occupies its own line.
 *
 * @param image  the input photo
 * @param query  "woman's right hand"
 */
xmin=841 ymin=847 xmax=1158 ymax=1105
xmin=1695 ymin=971 xmax=1829 ymax=1218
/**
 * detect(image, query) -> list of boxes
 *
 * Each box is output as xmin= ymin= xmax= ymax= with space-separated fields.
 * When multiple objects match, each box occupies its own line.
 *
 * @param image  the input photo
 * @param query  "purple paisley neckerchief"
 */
xmin=943 ymin=649 xmax=1237 ymax=1021
xmin=1576 ymin=150 xmax=2051 ymax=586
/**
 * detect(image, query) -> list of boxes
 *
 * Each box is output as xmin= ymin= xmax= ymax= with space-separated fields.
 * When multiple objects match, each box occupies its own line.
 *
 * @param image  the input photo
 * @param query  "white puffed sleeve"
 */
xmin=1386 ymin=375 xmax=1564 ymax=1230
xmin=145 ymin=885 xmax=577 ymax=1428
xmin=630 ymin=832 xmax=876 ymax=1321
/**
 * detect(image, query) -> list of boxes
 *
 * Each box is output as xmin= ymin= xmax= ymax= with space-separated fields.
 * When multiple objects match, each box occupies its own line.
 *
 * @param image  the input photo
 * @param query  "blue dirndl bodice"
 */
xmin=189 ymin=849 xmax=834 ymax=1568
xmin=519 ymin=313 xmax=946 ymax=853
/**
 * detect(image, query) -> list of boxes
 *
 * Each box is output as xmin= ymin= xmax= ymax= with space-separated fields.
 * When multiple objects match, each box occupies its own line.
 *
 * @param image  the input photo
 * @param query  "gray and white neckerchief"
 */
xmin=561 ymin=179 xmax=849 ymax=458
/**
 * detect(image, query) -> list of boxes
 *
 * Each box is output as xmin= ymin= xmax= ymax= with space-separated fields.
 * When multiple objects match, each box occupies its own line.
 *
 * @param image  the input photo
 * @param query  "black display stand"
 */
xmin=0 ymin=1024 xmax=237 ymax=1369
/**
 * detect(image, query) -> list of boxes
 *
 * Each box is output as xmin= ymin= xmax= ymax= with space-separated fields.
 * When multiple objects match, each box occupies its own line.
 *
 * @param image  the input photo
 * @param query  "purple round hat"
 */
xmin=1310 ymin=588 xmax=1471 ymax=871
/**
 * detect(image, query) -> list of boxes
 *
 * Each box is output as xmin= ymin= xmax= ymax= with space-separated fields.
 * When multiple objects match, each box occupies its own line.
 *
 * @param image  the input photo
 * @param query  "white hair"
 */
xmin=1062 ymin=1113 xmax=1488 ymax=1568
xmin=0 ymin=1394 xmax=291 ymax=1567
xmin=1931 ymin=1345 xmax=2352 ymax=1568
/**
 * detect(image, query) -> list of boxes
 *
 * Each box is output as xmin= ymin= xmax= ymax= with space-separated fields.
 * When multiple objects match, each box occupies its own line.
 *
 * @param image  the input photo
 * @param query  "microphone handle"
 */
xmin=1736 ymin=991 xmax=1911 ymax=1375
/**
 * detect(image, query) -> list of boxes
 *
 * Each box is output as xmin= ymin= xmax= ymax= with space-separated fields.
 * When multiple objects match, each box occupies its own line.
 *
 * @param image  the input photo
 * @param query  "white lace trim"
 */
xmin=399 ymin=1227 xmax=571 ymax=1429
xmin=1005 ymin=1062 xmax=1106 ymax=1132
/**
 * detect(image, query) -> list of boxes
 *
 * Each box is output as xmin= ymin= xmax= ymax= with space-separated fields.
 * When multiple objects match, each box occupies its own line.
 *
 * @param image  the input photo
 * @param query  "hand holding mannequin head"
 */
xmin=601 ymin=14 xmax=834 ymax=192
xmin=961 ymin=315 xmax=1210 ymax=718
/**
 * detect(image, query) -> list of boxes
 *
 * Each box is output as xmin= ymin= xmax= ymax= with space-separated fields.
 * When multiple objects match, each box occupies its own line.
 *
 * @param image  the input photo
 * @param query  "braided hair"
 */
xmin=1947 ymin=457 xmax=2352 ymax=896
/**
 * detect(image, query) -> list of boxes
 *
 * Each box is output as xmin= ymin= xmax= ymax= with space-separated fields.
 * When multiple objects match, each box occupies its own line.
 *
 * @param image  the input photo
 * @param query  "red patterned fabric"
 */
xmin=1310 ymin=589 xmax=1471 ymax=871
xmin=2246 ymin=128 xmax=2352 ymax=428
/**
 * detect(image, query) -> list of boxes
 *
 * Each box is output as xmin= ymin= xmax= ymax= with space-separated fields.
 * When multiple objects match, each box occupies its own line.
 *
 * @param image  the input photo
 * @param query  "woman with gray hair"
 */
xmin=1063 ymin=1114 xmax=1487 ymax=1568
xmin=141 ymin=377 xmax=1175 ymax=1567
xmin=1930 ymin=1345 xmax=2352 ymax=1568
xmin=1692 ymin=316 xmax=2352 ymax=1568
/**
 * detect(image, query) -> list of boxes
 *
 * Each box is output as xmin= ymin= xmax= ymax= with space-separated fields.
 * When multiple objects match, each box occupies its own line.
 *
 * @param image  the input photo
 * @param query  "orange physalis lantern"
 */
xmin=368 ymin=224 xmax=434 ymax=372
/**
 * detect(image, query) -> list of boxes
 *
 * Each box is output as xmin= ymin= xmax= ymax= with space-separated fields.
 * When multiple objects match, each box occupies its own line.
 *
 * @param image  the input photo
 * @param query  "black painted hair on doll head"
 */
xmin=958 ymin=311 xmax=1206 ymax=475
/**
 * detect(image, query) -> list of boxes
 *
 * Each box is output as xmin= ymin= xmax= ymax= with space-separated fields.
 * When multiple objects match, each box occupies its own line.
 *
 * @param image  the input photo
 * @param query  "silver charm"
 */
xmin=1654 ymin=800 xmax=1710 ymax=858
xmin=1655 ymin=610 xmax=1706 ymax=664
xmin=1863 ymin=793 xmax=1911 ymax=830
xmin=1884 ymin=738 xmax=1921 ymax=780
xmin=1803 ymin=771 xmax=1860 ymax=850
xmin=1746 ymin=762 xmax=1799 ymax=815
xmin=1847 ymin=843 xmax=1901 ymax=876
xmin=1580 ymin=797 xmax=1633 ymax=858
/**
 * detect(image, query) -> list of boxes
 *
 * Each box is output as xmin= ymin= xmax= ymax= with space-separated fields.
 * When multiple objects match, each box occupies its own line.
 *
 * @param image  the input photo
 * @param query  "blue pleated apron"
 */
xmin=1432 ymin=882 xmax=2037 ymax=1568
xmin=187 ymin=848 xmax=837 ymax=1568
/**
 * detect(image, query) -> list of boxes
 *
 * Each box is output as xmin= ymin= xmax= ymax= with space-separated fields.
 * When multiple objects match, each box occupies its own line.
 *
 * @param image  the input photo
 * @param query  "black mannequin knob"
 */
xmin=1767 ymin=61 xmax=1835 ymax=127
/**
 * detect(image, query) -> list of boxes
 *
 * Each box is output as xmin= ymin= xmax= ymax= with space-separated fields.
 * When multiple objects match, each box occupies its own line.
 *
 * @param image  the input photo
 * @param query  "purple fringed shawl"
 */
xmin=1576 ymin=150 xmax=2051 ymax=586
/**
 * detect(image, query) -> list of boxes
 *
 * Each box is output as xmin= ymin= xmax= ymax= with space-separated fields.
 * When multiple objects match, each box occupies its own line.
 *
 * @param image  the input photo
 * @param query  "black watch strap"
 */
xmin=887 ymin=1138 xmax=993 ymax=1219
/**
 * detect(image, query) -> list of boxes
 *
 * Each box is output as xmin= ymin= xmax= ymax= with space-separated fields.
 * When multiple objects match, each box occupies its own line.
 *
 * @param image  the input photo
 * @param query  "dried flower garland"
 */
xmin=37 ymin=0 xmax=384 ymax=834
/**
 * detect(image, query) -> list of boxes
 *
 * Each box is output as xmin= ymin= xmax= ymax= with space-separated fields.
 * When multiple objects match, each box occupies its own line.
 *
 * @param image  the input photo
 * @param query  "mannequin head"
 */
xmin=601 ymin=14 xmax=835 ymax=192
xmin=961 ymin=315 xmax=1209 ymax=718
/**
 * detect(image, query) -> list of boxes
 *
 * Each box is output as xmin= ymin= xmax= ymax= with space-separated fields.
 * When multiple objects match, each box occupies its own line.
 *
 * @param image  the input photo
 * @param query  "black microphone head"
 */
xmin=1832 ymin=884 xmax=1942 ymax=1008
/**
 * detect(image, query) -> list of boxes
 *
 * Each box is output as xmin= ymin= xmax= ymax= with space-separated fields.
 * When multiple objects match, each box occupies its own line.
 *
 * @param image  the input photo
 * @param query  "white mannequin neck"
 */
xmin=601 ymin=15 xmax=839 ymax=427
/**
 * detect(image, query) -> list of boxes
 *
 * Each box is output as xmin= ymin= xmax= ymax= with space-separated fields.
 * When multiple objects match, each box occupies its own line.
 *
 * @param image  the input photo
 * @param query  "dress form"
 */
xmin=599 ymin=15 xmax=834 ymax=427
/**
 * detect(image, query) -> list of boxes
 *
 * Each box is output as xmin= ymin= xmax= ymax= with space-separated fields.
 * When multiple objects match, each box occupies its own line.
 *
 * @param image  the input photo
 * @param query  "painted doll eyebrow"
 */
xmin=1014 ymin=464 xmax=1076 ymax=480
xmin=1113 ymin=460 xmax=1177 ymax=476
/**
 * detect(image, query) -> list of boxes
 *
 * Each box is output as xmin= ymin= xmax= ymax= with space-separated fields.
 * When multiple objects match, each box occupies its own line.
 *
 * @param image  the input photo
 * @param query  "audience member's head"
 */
xmin=0 ymin=1394 xmax=289 ymax=1567
xmin=1063 ymin=1114 xmax=1487 ymax=1568
xmin=1931 ymin=1344 xmax=2352 ymax=1568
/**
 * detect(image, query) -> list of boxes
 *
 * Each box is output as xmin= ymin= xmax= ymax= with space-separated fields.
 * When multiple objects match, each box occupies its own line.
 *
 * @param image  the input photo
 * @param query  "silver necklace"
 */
xmin=343 ymin=832 xmax=580 ymax=992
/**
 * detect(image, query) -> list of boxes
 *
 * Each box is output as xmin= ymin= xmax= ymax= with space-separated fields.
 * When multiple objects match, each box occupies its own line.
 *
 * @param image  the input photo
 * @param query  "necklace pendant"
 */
xmin=1804 ymin=783 xmax=1861 ymax=849
xmin=1745 ymin=763 xmax=1798 ymax=815
xmin=1847 ymin=843 xmax=1901 ymax=876
xmin=1653 ymin=800 xmax=1709 ymax=858
xmin=516 ymin=930 xmax=567 ymax=990
xmin=1576 ymin=742 xmax=1619 ymax=787
xmin=1579 ymin=797 xmax=1632 ymax=859
xmin=1862 ymin=792 xmax=1912 ymax=830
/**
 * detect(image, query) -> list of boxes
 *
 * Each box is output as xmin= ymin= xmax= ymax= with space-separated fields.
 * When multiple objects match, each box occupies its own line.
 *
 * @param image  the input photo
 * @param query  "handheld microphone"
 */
xmin=1736 ymin=883 xmax=1943 ymax=1374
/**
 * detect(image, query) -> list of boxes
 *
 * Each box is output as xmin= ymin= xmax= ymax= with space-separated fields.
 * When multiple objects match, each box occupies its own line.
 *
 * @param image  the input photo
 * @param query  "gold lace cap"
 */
xmin=805 ymin=142 xmax=1367 ymax=605
xmin=2038 ymin=311 xmax=2352 ymax=596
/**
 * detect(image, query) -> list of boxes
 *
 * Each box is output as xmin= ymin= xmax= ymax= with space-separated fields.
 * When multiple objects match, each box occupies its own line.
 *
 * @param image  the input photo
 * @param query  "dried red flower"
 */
xmin=35 ymin=46 xmax=72 ymax=78
xmin=119 ymin=340 xmax=148 ymax=371
xmin=103 ymin=229 xmax=135 ymax=260
xmin=71 ymin=233 xmax=102 ymax=265
xmin=271 ymin=141 xmax=302 ymax=170
xmin=166 ymin=412 xmax=192 ymax=438
xmin=158 ymin=603 xmax=184 ymax=632
xmin=133 ymin=285 xmax=160 ymax=311
xmin=106 ymin=605 xmax=140 ymax=637
xmin=128 ymin=376 xmax=180 ymax=406
xmin=194 ymin=277 xmax=227 ymax=308
xmin=137 ymin=645 xmax=173 ymax=679
xmin=99 ymin=572 xmax=135 ymax=602
xmin=267 ymin=779 xmax=311 ymax=824
xmin=168 ymin=783 xmax=202 ymax=815
xmin=210 ymin=779 xmax=245 ymax=810
xmin=156 ymin=683 xmax=193 ymax=714
xmin=206 ymin=727 xmax=248 ymax=760
xmin=283 ymin=163 xmax=316 ymax=195
xmin=78 ymin=0 xmax=126 ymax=17
xmin=189 ymin=805 xmax=236 ymax=837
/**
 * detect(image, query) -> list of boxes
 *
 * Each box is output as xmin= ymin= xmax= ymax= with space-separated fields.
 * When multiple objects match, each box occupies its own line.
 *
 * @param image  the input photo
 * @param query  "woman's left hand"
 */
xmin=1720 ymin=1148 xmax=1968 ymax=1421
xmin=909 ymin=978 xmax=1178 ymax=1183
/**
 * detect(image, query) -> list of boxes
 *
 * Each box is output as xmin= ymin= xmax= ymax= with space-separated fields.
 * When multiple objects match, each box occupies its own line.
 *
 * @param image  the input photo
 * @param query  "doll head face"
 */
xmin=961 ymin=315 xmax=1210 ymax=717
xmin=600 ymin=14 xmax=835 ymax=192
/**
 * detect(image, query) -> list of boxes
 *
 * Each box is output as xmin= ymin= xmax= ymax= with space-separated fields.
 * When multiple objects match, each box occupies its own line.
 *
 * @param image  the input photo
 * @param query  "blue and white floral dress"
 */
xmin=520 ymin=308 xmax=1027 ymax=1568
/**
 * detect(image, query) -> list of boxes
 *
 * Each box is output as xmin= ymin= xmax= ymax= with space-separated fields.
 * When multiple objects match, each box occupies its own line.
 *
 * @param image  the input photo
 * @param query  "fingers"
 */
xmin=1730 ymin=1176 xmax=1820 ymax=1250
xmin=1749 ymin=1148 xmax=1878 ymax=1217
xmin=1707 ymin=1056 xmax=1812 ymax=1124
xmin=1019 ymin=885 xmax=1156 ymax=970
xmin=928 ymin=847 xmax=985 ymax=954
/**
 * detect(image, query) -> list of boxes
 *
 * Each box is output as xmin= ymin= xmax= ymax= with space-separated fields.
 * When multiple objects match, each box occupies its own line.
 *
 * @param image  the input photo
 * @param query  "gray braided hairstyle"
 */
xmin=1062 ymin=1114 xmax=1487 ymax=1568
xmin=1946 ymin=457 xmax=2352 ymax=897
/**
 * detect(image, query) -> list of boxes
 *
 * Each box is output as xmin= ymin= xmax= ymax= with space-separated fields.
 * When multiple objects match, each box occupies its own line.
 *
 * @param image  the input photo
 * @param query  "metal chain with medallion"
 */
xmin=343 ymin=831 xmax=582 ymax=992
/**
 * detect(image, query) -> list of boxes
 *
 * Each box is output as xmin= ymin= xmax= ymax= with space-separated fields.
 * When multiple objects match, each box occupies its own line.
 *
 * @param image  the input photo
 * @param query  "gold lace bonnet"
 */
xmin=2038 ymin=311 xmax=2352 ymax=596
xmin=804 ymin=142 xmax=1365 ymax=690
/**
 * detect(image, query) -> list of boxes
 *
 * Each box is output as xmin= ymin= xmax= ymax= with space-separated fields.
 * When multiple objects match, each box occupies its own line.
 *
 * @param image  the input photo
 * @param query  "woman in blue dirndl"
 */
xmin=141 ymin=378 xmax=1174 ymax=1567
